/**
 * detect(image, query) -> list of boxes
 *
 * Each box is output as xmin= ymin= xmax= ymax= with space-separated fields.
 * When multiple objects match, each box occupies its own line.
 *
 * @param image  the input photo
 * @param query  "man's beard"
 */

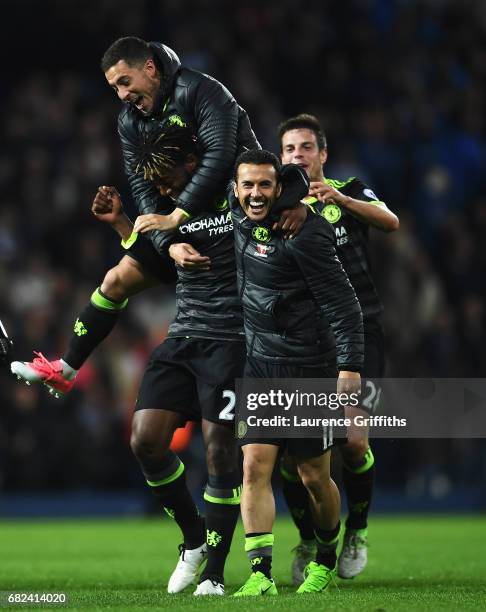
xmin=150 ymin=82 xmax=168 ymax=118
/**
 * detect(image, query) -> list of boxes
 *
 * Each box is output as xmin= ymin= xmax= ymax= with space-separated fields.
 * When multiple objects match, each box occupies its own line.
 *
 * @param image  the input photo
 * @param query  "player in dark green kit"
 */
xmin=89 ymin=125 xmax=243 ymax=596
xmin=279 ymin=114 xmax=399 ymax=581
xmin=12 ymin=35 xmax=259 ymax=396
xmin=230 ymin=150 xmax=364 ymax=596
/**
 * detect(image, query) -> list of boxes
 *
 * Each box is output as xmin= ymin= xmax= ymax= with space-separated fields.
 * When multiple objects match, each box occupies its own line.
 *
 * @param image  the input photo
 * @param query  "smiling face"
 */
xmin=105 ymin=59 xmax=161 ymax=115
xmin=280 ymin=128 xmax=327 ymax=181
xmin=234 ymin=163 xmax=281 ymax=221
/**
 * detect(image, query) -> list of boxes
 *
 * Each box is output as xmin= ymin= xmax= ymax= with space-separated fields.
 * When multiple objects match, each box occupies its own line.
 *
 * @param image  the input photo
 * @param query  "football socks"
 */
xmin=245 ymin=533 xmax=274 ymax=579
xmin=314 ymin=521 xmax=340 ymax=569
xmin=280 ymin=461 xmax=314 ymax=541
xmin=342 ymin=447 xmax=375 ymax=530
xmin=144 ymin=451 xmax=204 ymax=549
xmin=202 ymin=472 xmax=241 ymax=582
xmin=63 ymin=288 xmax=127 ymax=370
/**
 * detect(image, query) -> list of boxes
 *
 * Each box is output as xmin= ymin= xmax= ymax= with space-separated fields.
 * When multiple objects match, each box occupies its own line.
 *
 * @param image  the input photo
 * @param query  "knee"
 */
xmin=205 ymin=439 xmax=237 ymax=475
xmin=130 ymin=426 xmax=169 ymax=462
xmin=243 ymin=450 xmax=271 ymax=486
xmin=100 ymin=266 xmax=128 ymax=302
xmin=130 ymin=427 xmax=152 ymax=460
xmin=342 ymin=438 xmax=369 ymax=466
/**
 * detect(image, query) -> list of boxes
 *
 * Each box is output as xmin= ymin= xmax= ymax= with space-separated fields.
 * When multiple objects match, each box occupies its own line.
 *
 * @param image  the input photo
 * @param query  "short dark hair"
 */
xmin=278 ymin=113 xmax=327 ymax=151
xmin=101 ymin=36 xmax=153 ymax=73
xmin=132 ymin=124 xmax=198 ymax=182
xmin=234 ymin=149 xmax=282 ymax=181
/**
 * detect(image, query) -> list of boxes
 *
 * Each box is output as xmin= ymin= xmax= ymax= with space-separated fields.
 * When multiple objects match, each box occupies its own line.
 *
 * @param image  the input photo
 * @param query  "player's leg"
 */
xmin=280 ymin=452 xmax=316 ymax=585
xmin=132 ymin=340 xmax=206 ymax=594
xmin=131 ymin=409 xmax=205 ymax=551
xmin=280 ymin=365 xmax=337 ymax=585
xmin=338 ymin=319 xmax=383 ymax=578
xmin=194 ymin=419 xmax=240 ymax=596
xmin=338 ymin=405 xmax=374 ymax=578
xmin=294 ymin=449 xmax=340 ymax=594
xmin=234 ymin=442 xmax=279 ymax=597
xmin=63 ymin=255 xmax=160 ymax=370
xmin=192 ymin=339 xmax=245 ymax=596
xmin=10 ymin=255 xmax=161 ymax=396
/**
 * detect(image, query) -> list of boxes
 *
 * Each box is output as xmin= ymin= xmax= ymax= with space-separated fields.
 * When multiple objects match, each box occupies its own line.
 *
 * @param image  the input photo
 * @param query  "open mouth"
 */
xmin=248 ymin=200 xmax=266 ymax=213
xmin=132 ymin=95 xmax=144 ymax=110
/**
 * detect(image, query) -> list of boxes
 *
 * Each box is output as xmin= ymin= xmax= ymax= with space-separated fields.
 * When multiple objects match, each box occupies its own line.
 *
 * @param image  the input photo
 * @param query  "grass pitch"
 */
xmin=1 ymin=515 xmax=486 ymax=611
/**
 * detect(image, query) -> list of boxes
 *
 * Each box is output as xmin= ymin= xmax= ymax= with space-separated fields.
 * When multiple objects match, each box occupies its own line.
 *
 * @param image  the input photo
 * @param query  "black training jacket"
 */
xmin=229 ymin=167 xmax=364 ymax=370
xmin=310 ymin=177 xmax=384 ymax=319
xmin=117 ymin=42 xmax=260 ymax=254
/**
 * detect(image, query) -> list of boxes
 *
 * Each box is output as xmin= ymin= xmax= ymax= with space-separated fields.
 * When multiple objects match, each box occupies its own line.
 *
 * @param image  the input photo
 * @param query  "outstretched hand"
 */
xmin=134 ymin=214 xmax=171 ymax=233
xmin=134 ymin=208 xmax=189 ymax=233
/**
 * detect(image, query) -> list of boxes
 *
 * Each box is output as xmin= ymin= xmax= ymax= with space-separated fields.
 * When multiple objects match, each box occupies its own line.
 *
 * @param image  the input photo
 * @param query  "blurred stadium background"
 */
xmin=0 ymin=0 xmax=485 ymax=518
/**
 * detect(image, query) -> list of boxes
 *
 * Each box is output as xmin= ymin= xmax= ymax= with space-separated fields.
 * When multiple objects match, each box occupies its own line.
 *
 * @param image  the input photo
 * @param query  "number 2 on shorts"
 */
xmin=219 ymin=389 xmax=236 ymax=421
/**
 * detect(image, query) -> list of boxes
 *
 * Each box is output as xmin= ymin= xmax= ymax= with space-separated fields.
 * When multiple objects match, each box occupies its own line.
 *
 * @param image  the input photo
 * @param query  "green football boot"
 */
xmin=296 ymin=561 xmax=335 ymax=594
xmin=233 ymin=571 xmax=278 ymax=597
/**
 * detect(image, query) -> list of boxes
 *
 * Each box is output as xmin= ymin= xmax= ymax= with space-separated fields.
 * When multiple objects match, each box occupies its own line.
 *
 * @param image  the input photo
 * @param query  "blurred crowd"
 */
xmin=0 ymin=0 xmax=485 ymax=507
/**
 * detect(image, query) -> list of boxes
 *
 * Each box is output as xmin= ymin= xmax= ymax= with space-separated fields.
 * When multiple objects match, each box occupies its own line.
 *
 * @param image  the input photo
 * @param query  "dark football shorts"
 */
xmin=126 ymin=234 xmax=177 ymax=283
xmin=135 ymin=337 xmax=246 ymax=425
xmin=360 ymin=316 xmax=385 ymax=415
xmin=239 ymin=356 xmax=342 ymax=458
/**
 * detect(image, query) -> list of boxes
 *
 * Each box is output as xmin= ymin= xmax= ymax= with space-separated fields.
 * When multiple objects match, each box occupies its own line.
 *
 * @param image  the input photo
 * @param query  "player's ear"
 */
xmin=233 ymin=181 xmax=239 ymax=198
xmin=276 ymin=182 xmax=282 ymax=198
xmin=145 ymin=58 xmax=157 ymax=76
xmin=320 ymin=147 xmax=328 ymax=166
